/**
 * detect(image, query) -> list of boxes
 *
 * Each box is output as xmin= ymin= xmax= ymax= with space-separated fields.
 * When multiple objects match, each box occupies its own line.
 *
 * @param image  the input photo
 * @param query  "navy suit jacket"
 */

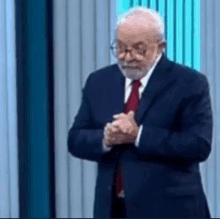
xmin=68 ymin=53 xmax=213 ymax=218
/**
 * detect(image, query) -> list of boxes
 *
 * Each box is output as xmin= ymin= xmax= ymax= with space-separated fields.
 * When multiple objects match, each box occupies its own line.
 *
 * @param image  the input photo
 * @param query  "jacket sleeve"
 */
xmin=67 ymin=74 xmax=112 ymax=162
xmin=136 ymin=75 xmax=213 ymax=163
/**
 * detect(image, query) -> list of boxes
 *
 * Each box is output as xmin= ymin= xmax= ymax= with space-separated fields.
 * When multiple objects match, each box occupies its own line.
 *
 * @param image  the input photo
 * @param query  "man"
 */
xmin=68 ymin=7 xmax=212 ymax=218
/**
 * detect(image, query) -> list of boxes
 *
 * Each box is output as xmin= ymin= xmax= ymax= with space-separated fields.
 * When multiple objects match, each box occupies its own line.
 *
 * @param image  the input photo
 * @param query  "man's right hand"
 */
xmin=103 ymin=123 xmax=126 ymax=146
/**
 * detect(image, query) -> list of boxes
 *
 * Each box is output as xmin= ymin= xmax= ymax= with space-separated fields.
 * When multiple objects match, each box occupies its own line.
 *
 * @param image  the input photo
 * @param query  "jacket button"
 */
xmin=108 ymin=186 xmax=111 ymax=190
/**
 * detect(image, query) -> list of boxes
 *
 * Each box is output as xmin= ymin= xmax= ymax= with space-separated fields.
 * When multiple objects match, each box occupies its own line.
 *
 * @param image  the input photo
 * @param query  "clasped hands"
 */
xmin=103 ymin=110 xmax=139 ymax=146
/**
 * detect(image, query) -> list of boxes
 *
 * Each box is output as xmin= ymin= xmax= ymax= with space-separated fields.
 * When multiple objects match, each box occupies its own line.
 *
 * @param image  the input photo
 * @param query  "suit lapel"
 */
xmin=135 ymin=54 xmax=177 ymax=125
xmin=107 ymin=65 xmax=125 ymax=116
xmin=108 ymin=53 xmax=177 ymax=125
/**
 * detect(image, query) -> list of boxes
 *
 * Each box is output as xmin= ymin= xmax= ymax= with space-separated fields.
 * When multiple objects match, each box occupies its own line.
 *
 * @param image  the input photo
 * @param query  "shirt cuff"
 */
xmin=135 ymin=125 xmax=143 ymax=147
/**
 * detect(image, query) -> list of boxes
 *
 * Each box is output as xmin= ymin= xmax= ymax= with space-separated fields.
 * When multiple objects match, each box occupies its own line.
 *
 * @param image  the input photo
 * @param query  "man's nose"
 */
xmin=124 ymin=50 xmax=133 ymax=62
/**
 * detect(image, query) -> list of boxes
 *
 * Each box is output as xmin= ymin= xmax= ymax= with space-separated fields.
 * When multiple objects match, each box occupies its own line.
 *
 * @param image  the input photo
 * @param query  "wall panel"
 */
xmin=0 ymin=0 xmax=19 ymax=217
xmin=0 ymin=0 xmax=10 ymax=216
xmin=54 ymin=0 xmax=115 ymax=218
xmin=201 ymin=0 xmax=220 ymax=217
xmin=54 ymin=0 xmax=69 ymax=217
xmin=66 ymin=1 xmax=83 ymax=218
xmin=6 ymin=0 xmax=19 ymax=217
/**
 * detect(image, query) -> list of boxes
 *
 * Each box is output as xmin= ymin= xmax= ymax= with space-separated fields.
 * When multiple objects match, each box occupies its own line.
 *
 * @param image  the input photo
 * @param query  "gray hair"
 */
xmin=115 ymin=7 xmax=166 ymax=42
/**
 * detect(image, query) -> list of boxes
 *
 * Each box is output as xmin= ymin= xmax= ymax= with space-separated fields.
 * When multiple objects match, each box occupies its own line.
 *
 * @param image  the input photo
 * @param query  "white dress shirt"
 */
xmin=103 ymin=53 xmax=162 ymax=152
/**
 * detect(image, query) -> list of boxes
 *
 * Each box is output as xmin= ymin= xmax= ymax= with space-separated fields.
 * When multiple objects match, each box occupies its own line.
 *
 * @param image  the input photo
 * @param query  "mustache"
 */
xmin=122 ymin=65 xmax=142 ymax=70
xmin=119 ymin=61 xmax=142 ymax=70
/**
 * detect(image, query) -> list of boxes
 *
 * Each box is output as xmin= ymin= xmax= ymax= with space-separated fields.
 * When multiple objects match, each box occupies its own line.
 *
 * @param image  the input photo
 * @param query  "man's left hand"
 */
xmin=106 ymin=111 xmax=139 ymax=145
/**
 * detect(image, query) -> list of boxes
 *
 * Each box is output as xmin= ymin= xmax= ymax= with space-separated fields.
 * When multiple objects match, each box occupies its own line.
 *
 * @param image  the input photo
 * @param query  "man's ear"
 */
xmin=159 ymin=41 xmax=166 ymax=51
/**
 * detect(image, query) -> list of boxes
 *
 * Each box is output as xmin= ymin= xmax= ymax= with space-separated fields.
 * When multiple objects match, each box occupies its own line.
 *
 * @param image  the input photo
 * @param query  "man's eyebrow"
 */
xmin=116 ymin=40 xmax=146 ymax=47
xmin=116 ymin=39 xmax=144 ymax=43
xmin=132 ymin=41 xmax=145 ymax=45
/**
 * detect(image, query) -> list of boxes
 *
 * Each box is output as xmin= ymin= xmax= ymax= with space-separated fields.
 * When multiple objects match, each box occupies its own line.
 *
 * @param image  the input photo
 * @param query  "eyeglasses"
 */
xmin=110 ymin=39 xmax=148 ymax=58
xmin=110 ymin=39 xmax=165 ymax=59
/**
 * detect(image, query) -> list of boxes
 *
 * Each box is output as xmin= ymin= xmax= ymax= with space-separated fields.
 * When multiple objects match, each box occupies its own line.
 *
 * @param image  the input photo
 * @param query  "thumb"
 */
xmin=128 ymin=110 xmax=135 ymax=118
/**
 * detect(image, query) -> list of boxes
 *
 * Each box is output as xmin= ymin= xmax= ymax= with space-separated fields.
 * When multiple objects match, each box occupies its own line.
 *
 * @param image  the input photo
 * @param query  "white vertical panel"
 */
xmin=200 ymin=0 xmax=208 ymax=198
xmin=133 ymin=0 xmax=140 ymax=7
xmin=67 ymin=0 xmax=83 ymax=218
xmin=175 ymin=0 xmax=183 ymax=65
xmin=150 ymin=0 xmax=157 ymax=10
xmin=204 ymin=0 xmax=215 ymax=217
xmin=158 ymin=0 xmax=165 ymax=25
xmin=53 ymin=0 xmax=69 ymax=217
xmin=81 ymin=0 xmax=97 ymax=217
xmin=0 ymin=0 xmax=19 ymax=217
xmin=184 ymin=0 xmax=193 ymax=67
xmin=158 ymin=0 xmax=165 ymax=54
xmin=141 ymin=0 xmax=148 ymax=7
xmin=96 ymin=0 xmax=110 ymax=69
xmin=110 ymin=0 xmax=117 ymax=64
xmin=200 ymin=0 xmax=220 ymax=217
xmin=166 ymin=0 xmax=174 ymax=60
xmin=0 ymin=0 xmax=10 ymax=217
xmin=55 ymin=0 xmax=117 ymax=217
xmin=214 ymin=0 xmax=220 ymax=216
xmin=5 ymin=0 xmax=19 ymax=217
xmin=193 ymin=0 xmax=201 ymax=71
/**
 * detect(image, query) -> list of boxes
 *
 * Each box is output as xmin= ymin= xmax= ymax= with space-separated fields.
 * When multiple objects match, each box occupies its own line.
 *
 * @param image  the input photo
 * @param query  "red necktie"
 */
xmin=115 ymin=79 xmax=142 ymax=197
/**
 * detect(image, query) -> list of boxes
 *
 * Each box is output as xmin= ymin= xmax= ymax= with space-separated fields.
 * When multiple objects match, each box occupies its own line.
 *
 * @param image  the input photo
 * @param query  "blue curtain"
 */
xmin=15 ymin=0 xmax=54 ymax=217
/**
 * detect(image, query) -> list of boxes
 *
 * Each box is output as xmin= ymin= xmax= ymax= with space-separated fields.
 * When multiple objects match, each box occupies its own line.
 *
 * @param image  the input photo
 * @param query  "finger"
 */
xmin=113 ymin=113 xmax=126 ymax=119
xmin=114 ymin=119 xmax=132 ymax=133
xmin=126 ymin=126 xmax=132 ymax=134
xmin=113 ymin=121 xmax=131 ymax=134
xmin=106 ymin=134 xmax=115 ymax=145
xmin=104 ymin=123 xmax=111 ymax=134
xmin=127 ymin=110 xmax=135 ymax=118
xmin=123 ymin=127 xmax=129 ymax=133
xmin=111 ymin=120 xmax=121 ymax=127
xmin=104 ymin=123 xmax=111 ymax=130
xmin=106 ymin=122 xmax=115 ymax=131
xmin=106 ymin=135 xmax=112 ymax=142
xmin=111 ymin=121 xmax=126 ymax=133
xmin=109 ymin=126 xmax=124 ymax=137
xmin=119 ymin=126 xmax=128 ymax=133
xmin=113 ymin=111 xmax=134 ymax=120
xmin=110 ymin=125 xmax=119 ymax=133
xmin=116 ymin=134 xmax=126 ymax=144
xmin=109 ymin=134 xmax=124 ymax=145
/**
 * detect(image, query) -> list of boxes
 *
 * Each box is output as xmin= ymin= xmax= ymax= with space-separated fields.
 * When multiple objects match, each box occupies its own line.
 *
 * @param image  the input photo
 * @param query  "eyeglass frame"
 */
xmin=110 ymin=38 xmax=166 ymax=58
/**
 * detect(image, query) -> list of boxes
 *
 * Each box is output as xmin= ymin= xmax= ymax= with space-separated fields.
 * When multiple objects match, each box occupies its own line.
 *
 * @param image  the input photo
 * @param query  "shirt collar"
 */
xmin=125 ymin=53 xmax=162 ymax=89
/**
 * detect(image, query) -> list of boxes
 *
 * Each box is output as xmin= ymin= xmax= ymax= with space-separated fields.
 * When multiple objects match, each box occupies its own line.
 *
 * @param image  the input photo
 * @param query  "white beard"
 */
xmin=118 ymin=63 xmax=151 ymax=80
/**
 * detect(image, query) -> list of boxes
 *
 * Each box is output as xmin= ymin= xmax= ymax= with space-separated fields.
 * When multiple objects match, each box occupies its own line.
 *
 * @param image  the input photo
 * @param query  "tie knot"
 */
xmin=132 ymin=79 xmax=142 ymax=88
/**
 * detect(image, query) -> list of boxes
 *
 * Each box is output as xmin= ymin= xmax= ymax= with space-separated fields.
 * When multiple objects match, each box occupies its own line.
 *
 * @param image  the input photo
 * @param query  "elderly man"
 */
xmin=68 ymin=7 xmax=212 ymax=218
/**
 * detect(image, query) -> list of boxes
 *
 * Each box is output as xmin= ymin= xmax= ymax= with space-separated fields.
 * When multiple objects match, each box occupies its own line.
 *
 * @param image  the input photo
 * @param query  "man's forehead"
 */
xmin=117 ymin=24 xmax=152 ymax=35
xmin=118 ymin=18 xmax=153 ymax=31
xmin=115 ymin=24 xmax=155 ymax=43
xmin=115 ymin=15 xmax=156 ymax=39
xmin=118 ymin=13 xmax=154 ymax=29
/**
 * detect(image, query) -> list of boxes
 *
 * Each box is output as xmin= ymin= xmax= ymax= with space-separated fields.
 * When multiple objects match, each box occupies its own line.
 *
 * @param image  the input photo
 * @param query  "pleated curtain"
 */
xmin=53 ymin=0 xmax=116 ymax=218
xmin=200 ymin=0 xmax=220 ymax=217
xmin=0 ymin=0 xmax=19 ymax=218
